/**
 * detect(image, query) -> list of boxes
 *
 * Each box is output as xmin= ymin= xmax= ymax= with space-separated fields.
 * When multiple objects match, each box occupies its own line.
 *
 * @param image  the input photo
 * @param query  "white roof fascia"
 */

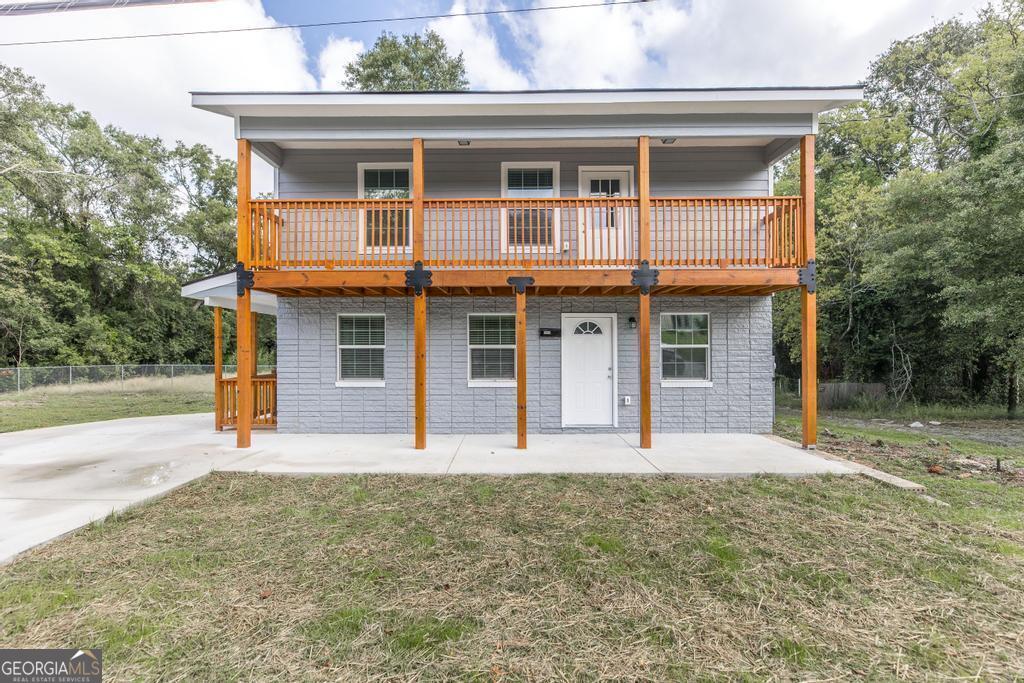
xmin=192 ymin=88 xmax=864 ymax=119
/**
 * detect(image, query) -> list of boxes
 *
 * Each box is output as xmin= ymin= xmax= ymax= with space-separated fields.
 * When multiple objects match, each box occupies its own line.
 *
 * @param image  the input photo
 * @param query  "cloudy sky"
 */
xmin=0 ymin=0 xmax=987 ymax=191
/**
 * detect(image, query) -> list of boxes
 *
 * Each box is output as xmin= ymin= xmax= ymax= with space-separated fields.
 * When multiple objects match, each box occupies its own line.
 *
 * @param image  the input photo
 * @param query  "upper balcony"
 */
xmin=195 ymin=87 xmax=861 ymax=294
xmin=244 ymin=195 xmax=805 ymax=270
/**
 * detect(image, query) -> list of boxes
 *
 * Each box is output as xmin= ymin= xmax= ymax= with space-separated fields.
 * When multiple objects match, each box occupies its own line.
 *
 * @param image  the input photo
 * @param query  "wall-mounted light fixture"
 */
xmin=628 ymin=316 xmax=638 ymax=329
xmin=660 ymin=138 xmax=676 ymax=145
xmin=457 ymin=140 xmax=471 ymax=146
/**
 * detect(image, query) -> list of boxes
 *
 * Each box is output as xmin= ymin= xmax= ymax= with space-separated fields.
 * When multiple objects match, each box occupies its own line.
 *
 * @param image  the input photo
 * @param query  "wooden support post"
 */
xmin=800 ymin=134 xmax=817 ymax=449
xmin=516 ymin=288 xmax=527 ymax=449
xmin=213 ymin=306 xmax=223 ymax=431
xmin=638 ymin=292 xmax=652 ymax=449
xmin=412 ymin=137 xmax=427 ymax=450
xmin=250 ymin=312 xmax=259 ymax=376
xmin=637 ymin=135 xmax=651 ymax=260
xmin=236 ymin=138 xmax=253 ymax=448
xmin=637 ymin=135 xmax=653 ymax=449
xmin=412 ymin=138 xmax=425 ymax=262
xmin=414 ymin=292 xmax=427 ymax=449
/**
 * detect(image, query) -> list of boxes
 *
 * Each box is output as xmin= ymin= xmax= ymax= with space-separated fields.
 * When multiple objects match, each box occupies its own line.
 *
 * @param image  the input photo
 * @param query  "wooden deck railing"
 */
xmin=216 ymin=373 xmax=276 ymax=429
xmin=650 ymin=197 xmax=803 ymax=268
xmin=246 ymin=196 xmax=803 ymax=270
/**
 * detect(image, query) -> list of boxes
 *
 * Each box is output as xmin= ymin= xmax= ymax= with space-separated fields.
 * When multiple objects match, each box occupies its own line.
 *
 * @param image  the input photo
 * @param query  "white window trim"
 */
xmin=500 ymin=161 xmax=561 ymax=254
xmin=357 ymin=162 xmax=413 ymax=255
xmin=336 ymin=312 xmax=386 ymax=388
xmin=659 ymin=311 xmax=713 ymax=388
xmin=576 ymin=165 xmax=635 ymax=197
xmin=467 ymin=313 xmax=517 ymax=388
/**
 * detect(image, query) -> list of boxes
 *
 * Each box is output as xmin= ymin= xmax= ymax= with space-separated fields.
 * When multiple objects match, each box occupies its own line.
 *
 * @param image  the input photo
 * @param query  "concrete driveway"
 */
xmin=0 ymin=414 xmax=247 ymax=563
xmin=0 ymin=414 xmax=854 ymax=563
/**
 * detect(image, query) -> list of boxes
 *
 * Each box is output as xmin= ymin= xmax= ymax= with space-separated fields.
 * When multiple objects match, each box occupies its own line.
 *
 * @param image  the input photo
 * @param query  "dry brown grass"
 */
xmin=3 ymin=458 xmax=1024 ymax=680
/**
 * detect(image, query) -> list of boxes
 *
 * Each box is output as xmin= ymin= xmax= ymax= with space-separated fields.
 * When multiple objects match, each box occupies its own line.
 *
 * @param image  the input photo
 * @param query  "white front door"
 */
xmin=578 ymin=167 xmax=633 ymax=261
xmin=561 ymin=314 xmax=617 ymax=426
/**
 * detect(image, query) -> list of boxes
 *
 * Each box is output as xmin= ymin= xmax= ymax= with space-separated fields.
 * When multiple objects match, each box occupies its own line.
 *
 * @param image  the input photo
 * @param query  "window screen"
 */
xmin=660 ymin=313 xmax=710 ymax=381
xmin=468 ymin=315 xmax=516 ymax=381
xmin=338 ymin=315 xmax=385 ymax=381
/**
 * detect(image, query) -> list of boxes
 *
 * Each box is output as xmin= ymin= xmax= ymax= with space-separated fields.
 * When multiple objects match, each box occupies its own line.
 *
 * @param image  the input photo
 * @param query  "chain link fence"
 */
xmin=0 ymin=365 xmax=276 ymax=395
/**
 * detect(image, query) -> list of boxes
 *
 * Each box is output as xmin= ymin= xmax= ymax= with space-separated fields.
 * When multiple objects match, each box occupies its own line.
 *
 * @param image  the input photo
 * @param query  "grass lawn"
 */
xmin=2 ymin=420 xmax=1023 ymax=679
xmin=0 ymin=389 xmax=212 ymax=433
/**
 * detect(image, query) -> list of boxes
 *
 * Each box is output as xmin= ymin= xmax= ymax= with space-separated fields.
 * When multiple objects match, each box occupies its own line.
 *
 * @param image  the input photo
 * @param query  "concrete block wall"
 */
xmin=276 ymin=295 xmax=773 ymax=434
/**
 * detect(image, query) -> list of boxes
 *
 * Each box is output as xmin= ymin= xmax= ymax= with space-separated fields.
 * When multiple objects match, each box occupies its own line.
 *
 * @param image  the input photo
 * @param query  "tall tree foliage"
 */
xmin=774 ymin=0 xmax=1024 ymax=413
xmin=0 ymin=63 xmax=238 ymax=367
xmin=342 ymin=30 xmax=469 ymax=91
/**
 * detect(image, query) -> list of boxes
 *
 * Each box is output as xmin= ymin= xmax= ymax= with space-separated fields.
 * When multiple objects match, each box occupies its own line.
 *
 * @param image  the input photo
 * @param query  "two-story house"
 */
xmin=182 ymin=87 xmax=862 ymax=451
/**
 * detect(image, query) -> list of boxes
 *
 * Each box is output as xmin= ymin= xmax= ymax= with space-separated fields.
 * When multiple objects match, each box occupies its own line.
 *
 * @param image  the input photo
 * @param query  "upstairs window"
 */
xmin=501 ymin=162 xmax=559 ymax=250
xmin=660 ymin=313 xmax=711 ymax=382
xmin=358 ymin=163 xmax=411 ymax=250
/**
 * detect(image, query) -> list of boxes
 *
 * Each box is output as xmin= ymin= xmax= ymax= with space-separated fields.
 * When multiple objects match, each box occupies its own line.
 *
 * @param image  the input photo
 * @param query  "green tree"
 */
xmin=343 ymin=30 xmax=469 ymax=91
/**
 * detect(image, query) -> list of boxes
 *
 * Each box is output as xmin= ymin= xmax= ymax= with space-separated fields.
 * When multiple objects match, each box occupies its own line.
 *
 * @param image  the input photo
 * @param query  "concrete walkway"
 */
xmin=0 ymin=414 xmax=854 ymax=563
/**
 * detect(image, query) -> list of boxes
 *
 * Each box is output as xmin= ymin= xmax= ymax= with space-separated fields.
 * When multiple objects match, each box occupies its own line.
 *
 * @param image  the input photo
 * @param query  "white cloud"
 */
xmin=428 ymin=0 xmax=530 ymax=90
xmin=499 ymin=0 xmax=988 ymax=88
xmin=0 ymin=0 xmax=317 ymax=193
xmin=317 ymin=36 xmax=364 ymax=90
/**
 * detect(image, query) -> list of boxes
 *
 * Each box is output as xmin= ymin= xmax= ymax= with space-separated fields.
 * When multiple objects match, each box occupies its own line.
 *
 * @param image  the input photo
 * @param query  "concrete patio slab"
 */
xmin=447 ymin=433 xmax=660 ymax=474
xmin=1 ymin=414 xmax=857 ymax=564
xmin=619 ymin=433 xmax=856 ymax=476
xmin=222 ymin=433 xmax=462 ymax=474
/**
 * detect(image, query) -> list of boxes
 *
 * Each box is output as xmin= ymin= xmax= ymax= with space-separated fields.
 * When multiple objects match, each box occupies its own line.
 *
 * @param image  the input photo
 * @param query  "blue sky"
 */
xmin=261 ymin=0 xmax=527 ymax=86
xmin=0 ymin=0 xmax=988 ymax=190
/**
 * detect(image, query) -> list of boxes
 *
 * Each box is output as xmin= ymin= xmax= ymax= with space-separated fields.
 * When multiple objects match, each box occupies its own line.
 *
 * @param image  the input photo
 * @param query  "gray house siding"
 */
xmin=276 ymin=295 xmax=773 ymax=435
xmin=277 ymin=145 xmax=770 ymax=199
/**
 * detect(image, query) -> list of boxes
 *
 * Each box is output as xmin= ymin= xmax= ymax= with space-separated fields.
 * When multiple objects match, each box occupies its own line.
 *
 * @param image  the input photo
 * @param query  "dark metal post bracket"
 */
xmin=507 ymin=276 xmax=535 ymax=294
xmin=631 ymin=260 xmax=659 ymax=295
xmin=405 ymin=260 xmax=433 ymax=296
xmin=798 ymin=259 xmax=817 ymax=293
xmin=235 ymin=261 xmax=254 ymax=297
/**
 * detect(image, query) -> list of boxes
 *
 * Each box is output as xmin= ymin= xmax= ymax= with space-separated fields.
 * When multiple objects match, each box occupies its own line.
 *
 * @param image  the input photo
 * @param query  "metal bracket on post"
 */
xmin=507 ymin=276 xmax=535 ymax=294
xmin=405 ymin=260 xmax=433 ymax=296
xmin=235 ymin=260 xmax=254 ymax=297
xmin=798 ymin=259 xmax=817 ymax=293
xmin=631 ymin=260 xmax=659 ymax=295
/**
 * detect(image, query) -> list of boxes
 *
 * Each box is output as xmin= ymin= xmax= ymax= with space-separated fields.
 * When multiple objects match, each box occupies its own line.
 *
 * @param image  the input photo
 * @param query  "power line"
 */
xmin=0 ymin=0 xmax=212 ymax=17
xmin=0 ymin=0 xmax=654 ymax=48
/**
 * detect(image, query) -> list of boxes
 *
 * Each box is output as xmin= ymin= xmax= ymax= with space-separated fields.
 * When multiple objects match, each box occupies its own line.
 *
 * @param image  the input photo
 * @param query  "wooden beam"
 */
xmin=236 ymin=138 xmax=253 ymax=449
xmin=638 ymin=292 xmax=652 ymax=448
xmin=253 ymin=268 xmax=800 ymax=292
xmin=516 ymin=287 xmax=527 ymax=449
xmin=412 ymin=138 xmax=425 ymax=263
xmin=414 ymin=291 xmax=427 ymax=449
xmin=800 ymin=134 xmax=817 ymax=449
xmin=638 ymin=135 xmax=651 ymax=261
xmin=213 ymin=306 xmax=223 ymax=431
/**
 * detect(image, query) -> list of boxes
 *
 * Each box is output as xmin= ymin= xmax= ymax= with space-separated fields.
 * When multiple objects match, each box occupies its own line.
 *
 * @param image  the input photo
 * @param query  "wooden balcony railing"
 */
xmin=216 ymin=373 xmax=277 ymax=429
xmin=650 ymin=197 xmax=803 ymax=268
xmin=246 ymin=196 xmax=803 ymax=270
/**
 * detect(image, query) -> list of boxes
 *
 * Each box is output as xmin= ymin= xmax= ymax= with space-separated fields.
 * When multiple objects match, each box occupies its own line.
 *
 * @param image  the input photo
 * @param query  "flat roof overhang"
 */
xmin=191 ymin=86 xmax=864 ymax=119
xmin=181 ymin=272 xmax=278 ymax=316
